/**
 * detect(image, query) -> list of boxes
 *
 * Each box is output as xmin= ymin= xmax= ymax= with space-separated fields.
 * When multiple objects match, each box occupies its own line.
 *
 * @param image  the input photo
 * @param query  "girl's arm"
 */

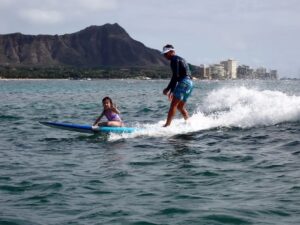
xmin=111 ymin=104 xmax=120 ymax=114
xmin=93 ymin=111 xmax=104 ymax=126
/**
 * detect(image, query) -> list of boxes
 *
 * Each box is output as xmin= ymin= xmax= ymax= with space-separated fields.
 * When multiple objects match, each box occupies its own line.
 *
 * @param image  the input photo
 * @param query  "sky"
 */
xmin=0 ymin=0 xmax=300 ymax=78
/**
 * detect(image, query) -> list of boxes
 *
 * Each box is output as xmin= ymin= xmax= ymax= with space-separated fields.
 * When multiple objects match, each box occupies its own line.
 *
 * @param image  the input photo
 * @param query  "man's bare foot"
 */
xmin=185 ymin=118 xmax=191 ymax=125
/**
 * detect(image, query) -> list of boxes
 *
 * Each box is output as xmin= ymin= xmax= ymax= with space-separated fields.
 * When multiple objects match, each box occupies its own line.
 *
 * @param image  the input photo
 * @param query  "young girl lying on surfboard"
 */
xmin=92 ymin=96 xmax=124 ymax=128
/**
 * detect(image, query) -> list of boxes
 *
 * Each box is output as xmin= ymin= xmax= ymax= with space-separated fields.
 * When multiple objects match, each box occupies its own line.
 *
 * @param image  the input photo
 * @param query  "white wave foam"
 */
xmin=109 ymin=87 xmax=300 ymax=141
xmin=203 ymin=87 xmax=300 ymax=127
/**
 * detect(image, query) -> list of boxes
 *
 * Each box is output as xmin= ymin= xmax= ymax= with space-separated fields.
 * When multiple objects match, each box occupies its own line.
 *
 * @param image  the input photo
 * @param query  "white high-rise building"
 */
xmin=221 ymin=59 xmax=237 ymax=79
xmin=228 ymin=59 xmax=237 ymax=79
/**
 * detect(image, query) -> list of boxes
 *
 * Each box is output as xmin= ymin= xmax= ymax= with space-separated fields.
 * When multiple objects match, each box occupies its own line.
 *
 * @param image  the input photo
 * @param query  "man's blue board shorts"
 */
xmin=173 ymin=77 xmax=193 ymax=102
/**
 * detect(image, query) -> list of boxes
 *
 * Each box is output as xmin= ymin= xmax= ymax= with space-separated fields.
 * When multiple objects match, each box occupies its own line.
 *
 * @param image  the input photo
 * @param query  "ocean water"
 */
xmin=0 ymin=79 xmax=299 ymax=225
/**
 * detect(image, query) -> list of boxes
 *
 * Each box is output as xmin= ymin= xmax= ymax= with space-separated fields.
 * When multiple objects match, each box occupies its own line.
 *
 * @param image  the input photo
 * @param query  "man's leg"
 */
xmin=163 ymin=97 xmax=181 ymax=127
xmin=177 ymin=101 xmax=189 ymax=120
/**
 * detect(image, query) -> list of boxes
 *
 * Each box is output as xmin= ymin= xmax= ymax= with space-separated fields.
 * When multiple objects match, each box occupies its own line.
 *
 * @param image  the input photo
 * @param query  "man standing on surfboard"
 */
xmin=162 ymin=44 xmax=193 ymax=127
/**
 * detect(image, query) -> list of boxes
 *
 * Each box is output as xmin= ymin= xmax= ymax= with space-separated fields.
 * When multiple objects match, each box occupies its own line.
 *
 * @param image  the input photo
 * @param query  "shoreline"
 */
xmin=0 ymin=77 xmax=286 ymax=81
xmin=0 ymin=78 xmax=69 ymax=81
xmin=0 ymin=78 xmax=281 ymax=81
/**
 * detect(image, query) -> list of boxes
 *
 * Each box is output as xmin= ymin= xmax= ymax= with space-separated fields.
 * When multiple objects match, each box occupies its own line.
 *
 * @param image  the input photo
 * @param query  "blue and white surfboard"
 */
xmin=39 ymin=121 xmax=139 ymax=134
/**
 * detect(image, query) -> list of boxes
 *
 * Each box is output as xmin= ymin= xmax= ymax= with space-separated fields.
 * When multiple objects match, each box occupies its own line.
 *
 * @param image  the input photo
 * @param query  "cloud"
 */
xmin=76 ymin=0 xmax=117 ymax=11
xmin=18 ymin=9 xmax=63 ymax=25
xmin=0 ymin=0 xmax=15 ymax=8
xmin=13 ymin=0 xmax=118 ymax=25
xmin=14 ymin=0 xmax=118 ymax=25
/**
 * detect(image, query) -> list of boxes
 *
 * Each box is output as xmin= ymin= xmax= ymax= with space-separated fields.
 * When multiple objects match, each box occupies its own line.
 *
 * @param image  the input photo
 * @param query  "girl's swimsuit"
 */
xmin=104 ymin=110 xmax=122 ymax=122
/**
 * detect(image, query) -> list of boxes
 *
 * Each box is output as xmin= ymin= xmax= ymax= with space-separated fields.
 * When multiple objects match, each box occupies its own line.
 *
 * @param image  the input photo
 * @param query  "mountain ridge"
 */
xmin=0 ymin=23 xmax=168 ymax=68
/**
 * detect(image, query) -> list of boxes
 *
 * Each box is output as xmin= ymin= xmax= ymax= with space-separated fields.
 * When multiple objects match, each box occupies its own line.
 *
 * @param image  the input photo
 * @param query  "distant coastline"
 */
xmin=280 ymin=77 xmax=300 ymax=81
xmin=0 ymin=66 xmax=280 ymax=80
xmin=0 ymin=66 xmax=170 ymax=80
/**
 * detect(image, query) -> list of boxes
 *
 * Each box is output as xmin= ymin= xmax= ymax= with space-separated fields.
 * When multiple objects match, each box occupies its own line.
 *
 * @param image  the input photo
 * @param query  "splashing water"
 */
xmin=202 ymin=87 xmax=300 ymax=127
xmin=109 ymin=87 xmax=300 ymax=141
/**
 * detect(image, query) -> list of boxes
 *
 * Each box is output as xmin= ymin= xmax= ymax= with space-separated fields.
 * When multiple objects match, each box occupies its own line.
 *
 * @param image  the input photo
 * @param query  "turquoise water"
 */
xmin=0 ymin=79 xmax=299 ymax=225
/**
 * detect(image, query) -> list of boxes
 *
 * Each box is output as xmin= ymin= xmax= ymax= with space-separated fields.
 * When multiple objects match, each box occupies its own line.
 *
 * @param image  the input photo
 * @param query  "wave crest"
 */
xmin=109 ymin=87 xmax=300 ymax=140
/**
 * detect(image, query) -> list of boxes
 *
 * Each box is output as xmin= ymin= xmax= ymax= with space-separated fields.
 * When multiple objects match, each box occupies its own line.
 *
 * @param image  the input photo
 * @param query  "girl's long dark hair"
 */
xmin=102 ymin=96 xmax=113 ymax=105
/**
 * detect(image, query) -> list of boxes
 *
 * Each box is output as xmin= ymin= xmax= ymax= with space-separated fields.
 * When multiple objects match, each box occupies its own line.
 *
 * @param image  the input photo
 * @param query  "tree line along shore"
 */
xmin=0 ymin=65 xmax=199 ymax=80
xmin=0 ymin=65 xmax=278 ymax=80
xmin=0 ymin=66 xmax=172 ymax=80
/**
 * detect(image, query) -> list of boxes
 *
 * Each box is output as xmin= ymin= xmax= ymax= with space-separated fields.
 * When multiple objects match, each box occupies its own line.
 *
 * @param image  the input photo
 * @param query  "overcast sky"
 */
xmin=1 ymin=0 xmax=299 ymax=78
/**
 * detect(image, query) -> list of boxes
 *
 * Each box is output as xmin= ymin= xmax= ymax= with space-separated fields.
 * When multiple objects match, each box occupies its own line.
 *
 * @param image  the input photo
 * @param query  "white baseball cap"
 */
xmin=161 ymin=44 xmax=175 ymax=54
